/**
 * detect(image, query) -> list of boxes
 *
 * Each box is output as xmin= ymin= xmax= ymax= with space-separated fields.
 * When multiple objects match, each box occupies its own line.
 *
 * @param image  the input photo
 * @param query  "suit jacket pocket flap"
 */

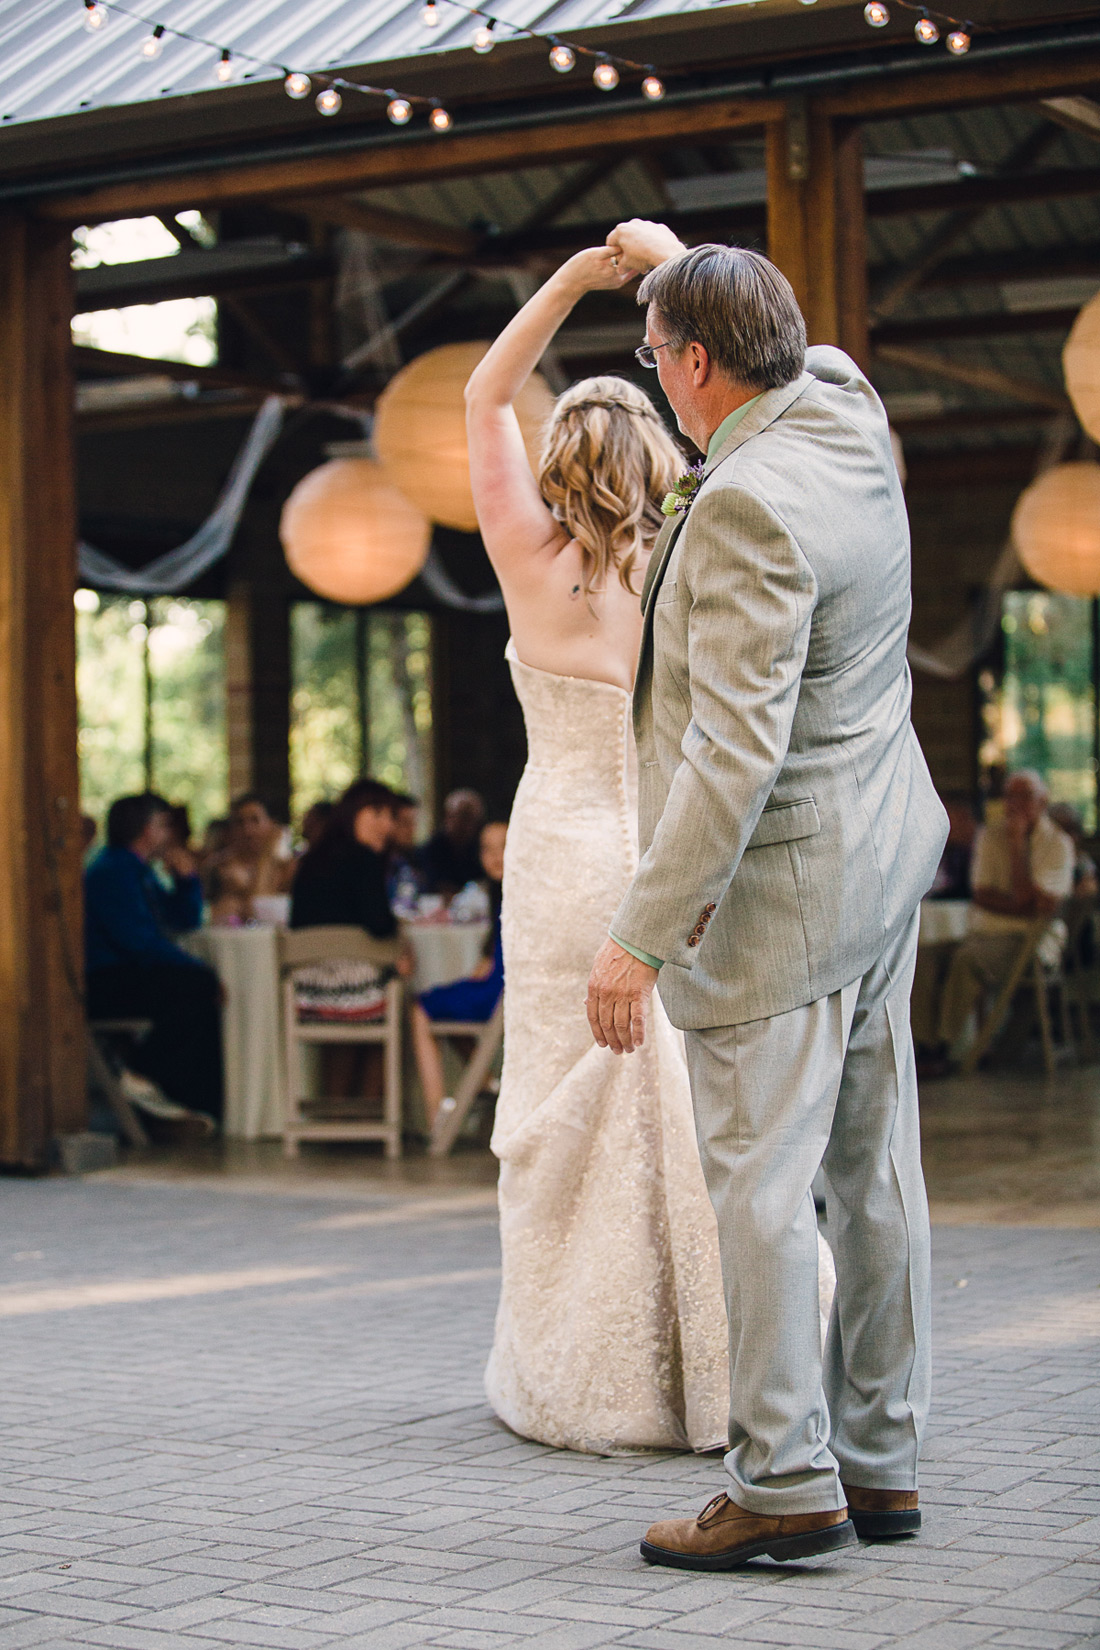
xmin=746 ymin=797 xmax=820 ymax=850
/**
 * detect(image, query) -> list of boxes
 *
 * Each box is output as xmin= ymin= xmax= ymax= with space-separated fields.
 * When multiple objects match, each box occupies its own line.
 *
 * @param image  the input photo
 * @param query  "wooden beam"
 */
xmin=73 ymin=344 xmax=288 ymax=394
xmin=867 ymin=163 xmax=1100 ymax=219
xmin=1039 ymin=95 xmax=1100 ymax=143
xmin=818 ymin=46 xmax=1100 ymax=120
xmin=875 ymin=307 xmax=1080 ymax=345
xmin=220 ymin=296 xmax=306 ymax=381
xmin=766 ymin=103 xmax=869 ymax=361
xmin=0 ymin=215 xmax=85 ymax=1170
xmin=917 ymin=240 xmax=1100 ymax=289
xmin=283 ymin=196 xmax=478 ymax=257
xmin=37 ymin=99 xmax=782 ymax=225
xmin=873 ymin=342 xmax=1069 ymax=410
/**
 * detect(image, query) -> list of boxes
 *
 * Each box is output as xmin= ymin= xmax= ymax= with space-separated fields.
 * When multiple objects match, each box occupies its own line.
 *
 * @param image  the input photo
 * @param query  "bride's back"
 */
xmin=473 ymin=376 xmax=684 ymax=693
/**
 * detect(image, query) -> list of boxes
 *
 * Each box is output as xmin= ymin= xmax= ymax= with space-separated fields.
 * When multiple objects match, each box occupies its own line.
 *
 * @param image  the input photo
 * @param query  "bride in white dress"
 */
xmin=465 ymin=248 xmax=832 ymax=1455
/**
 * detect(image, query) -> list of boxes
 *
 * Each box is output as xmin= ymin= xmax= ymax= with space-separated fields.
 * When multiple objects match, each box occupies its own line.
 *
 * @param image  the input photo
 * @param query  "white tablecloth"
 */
xmin=919 ymin=899 xmax=969 ymax=947
xmin=181 ymin=921 xmax=490 ymax=1139
xmin=404 ymin=922 xmax=489 ymax=993
xmin=183 ymin=927 xmax=285 ymax=1141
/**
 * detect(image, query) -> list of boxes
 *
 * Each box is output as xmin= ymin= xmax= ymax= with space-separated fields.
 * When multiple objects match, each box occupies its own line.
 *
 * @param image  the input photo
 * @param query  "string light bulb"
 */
xmin=83 ymin=1 xmax=108 ymax=31
xmin=914 ymin=13 xmax=939 ymax=42
xmin=430 ymin=103 xmax=452 ymax=130
xmin=316 ymin=86 xmax=342 ymax=114
xmin=946 ymin=27 xmax=971 ymax=53
xmin=215 ymin=49 xmax=233 ymax=81
xmin=284 ymin=71 xmax=311 ymax=98
xmin=421 ymin=0 xmax=440 ymax=25
xmin=549 ymin=42 xmax=575 ymax=72
xmin=472 ymin=21 xmax=495 ymax=52
xmin=140 ymin=24 xmax=164 ymax=57
xmin=642 ymin=75 xmax=665 ymax=100
xmin=387 ymin=97 xmax=413 ymax=124
xmin=863 ymin=0 xmax=889 ymax=23
xmin=593 ymin=59 xmax=619 ymax=90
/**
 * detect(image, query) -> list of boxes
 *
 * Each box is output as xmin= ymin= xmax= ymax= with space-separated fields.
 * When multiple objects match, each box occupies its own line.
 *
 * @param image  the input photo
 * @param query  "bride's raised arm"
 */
xmin=464 ymin=247 xmax=631 ymax=587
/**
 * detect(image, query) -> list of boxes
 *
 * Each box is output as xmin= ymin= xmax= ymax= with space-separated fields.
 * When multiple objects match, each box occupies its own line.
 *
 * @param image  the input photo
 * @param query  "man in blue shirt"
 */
xmin=85 ymin=793 xmax=223 ymax=1122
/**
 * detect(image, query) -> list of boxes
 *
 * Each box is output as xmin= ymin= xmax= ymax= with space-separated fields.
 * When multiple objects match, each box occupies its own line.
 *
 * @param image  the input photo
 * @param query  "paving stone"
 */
xmin=3 ymin=1181 xmax=1100 ymax=1649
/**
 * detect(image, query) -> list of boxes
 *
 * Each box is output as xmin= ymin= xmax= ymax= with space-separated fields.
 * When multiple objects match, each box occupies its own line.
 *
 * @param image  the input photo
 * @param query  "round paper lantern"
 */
xmin=1011 ymin=462 xmax=1100 ymax=597
xmin=1063 ymin=290 xmax=1100 ymax=441
xmin=280 ymin=457 xmax=431 ymax=603
xmin=374 ymin=342 xmax=555 ymax=532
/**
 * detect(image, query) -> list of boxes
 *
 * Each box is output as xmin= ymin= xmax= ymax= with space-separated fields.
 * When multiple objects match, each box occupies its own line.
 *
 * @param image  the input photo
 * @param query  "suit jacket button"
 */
xmin=705 ymin=903 xmax=716 ymax=913
xmin=687 ymin=935 xmax=698 ymax=948
xmin=693 ymin=925 xmax=706 ymax=937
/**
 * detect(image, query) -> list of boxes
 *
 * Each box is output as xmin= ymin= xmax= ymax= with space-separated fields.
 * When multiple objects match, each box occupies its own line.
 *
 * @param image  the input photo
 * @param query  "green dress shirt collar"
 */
xmin=706 ymin=393 xmax=764 ymax=465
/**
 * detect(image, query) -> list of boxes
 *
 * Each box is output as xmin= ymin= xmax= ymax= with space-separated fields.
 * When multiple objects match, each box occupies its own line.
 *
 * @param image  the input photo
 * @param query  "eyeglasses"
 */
xmin=634 ymin=341 xmax=672 ymax=369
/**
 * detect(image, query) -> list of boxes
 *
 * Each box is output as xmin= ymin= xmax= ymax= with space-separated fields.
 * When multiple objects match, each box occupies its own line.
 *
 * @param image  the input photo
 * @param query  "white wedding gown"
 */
xmin=487 ymin=643 xmax=836 ymax=1454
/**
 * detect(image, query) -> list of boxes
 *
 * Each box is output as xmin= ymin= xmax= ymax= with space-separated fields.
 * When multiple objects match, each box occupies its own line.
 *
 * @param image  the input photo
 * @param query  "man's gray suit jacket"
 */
xmin=613 ymin=346 xmax=948 ymax=1031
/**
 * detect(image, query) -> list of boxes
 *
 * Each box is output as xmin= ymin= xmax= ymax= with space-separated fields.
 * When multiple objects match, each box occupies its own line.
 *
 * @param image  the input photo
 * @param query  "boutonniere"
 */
xmin=660 ymin=459 xmax=706 ymax=518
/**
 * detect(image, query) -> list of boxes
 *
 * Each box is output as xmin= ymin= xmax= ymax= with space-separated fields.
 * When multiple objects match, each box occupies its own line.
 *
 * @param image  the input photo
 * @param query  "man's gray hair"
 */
xmin=1007 ymin=767 xmax=1050 ymax=803
xmin=637 ymin=244 xmax=806 ymax=389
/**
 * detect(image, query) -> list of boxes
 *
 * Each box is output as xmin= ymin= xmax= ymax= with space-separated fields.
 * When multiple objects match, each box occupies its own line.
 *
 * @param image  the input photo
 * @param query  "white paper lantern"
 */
xmin=1063 ymin=290 xmax=1100 ymax=442
xmin=373 ymin=342 xmax=555 ymax=532
xmin=280 ymin=457 xmax=431 ymax=604
xmin=1011 ymin=462 xmax=1100 ymax=597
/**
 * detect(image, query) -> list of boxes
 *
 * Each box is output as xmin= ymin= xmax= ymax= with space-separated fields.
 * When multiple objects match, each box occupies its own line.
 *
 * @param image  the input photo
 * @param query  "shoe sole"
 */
xmin=849 ymin=1509 xmax=921 ymax=1540
xmin=640 ymin=1518 xmax=858 ymax=1571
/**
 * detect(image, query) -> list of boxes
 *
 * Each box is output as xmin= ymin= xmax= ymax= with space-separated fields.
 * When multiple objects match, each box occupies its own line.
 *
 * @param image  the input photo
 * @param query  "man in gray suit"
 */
xmin=586 ymin=222 xmax=948 ymax=1571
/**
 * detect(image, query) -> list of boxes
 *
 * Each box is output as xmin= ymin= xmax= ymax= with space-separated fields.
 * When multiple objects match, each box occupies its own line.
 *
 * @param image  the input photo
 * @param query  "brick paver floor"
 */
xmin=2 ymin=1176 xmax=1099 ymax=1650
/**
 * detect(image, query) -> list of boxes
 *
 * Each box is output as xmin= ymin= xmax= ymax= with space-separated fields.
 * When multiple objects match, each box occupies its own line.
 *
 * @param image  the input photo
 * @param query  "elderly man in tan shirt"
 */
xmin=932 ymin=769 xmax=1074 ymax=1064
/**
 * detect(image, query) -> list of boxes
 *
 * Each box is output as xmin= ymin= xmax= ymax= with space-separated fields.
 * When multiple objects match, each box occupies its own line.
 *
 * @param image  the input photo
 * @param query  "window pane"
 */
xmin=76 ymin=593 xmax=147 ymax=827
xmin=75 ymin=593 xmax=227 ymax=834
xmin=981 ymin=591 xmax=1096 ymax=830
xmin=290 ymin=604 xmax=434 ymax=824
xmin=147 ymin=599 xmax=227 ymax=830
xmin=290 ymin=605 xmax=360 ymax=818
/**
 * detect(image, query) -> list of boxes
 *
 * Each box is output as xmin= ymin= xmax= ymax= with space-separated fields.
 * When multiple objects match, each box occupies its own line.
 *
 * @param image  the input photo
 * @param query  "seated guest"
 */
xmin=299 ymin=799 xmax=335 ymax=852
xmin=291 ymin=779 xmax=399 ymax=938
xmin=927 ymin=793 xmax=977 ymax=900
xmin=417 ymin=788 xmax=486 ymax=898
xmin=290 ymin=780 xmax=406 ymax=1079
xmin=923 ymin=770 xmax=1074 ymax=1074
xmin=85 ymin=793 xmax=223 ymax=1122
xmin=207 ymin=792 xmax=294 ymax=924
xmin=387 ymin=791 xmax=423 ymax=910
xmin=411 ymin=820 xmax=506 ymax=1129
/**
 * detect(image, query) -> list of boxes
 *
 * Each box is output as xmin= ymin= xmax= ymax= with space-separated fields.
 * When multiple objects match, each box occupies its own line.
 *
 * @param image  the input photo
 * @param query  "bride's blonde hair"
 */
xmin=537 ymin=376 xmax=683 ymax=597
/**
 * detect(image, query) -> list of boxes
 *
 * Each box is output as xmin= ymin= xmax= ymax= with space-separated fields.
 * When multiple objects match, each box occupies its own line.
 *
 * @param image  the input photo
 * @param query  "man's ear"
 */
xmin=689 ymin=341 xmax=711 ymax=387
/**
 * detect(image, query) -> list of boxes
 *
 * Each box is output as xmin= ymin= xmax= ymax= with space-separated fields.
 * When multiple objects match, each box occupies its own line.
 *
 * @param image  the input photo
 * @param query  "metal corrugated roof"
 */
xmin=0 ymin=0 xmax=762 ymax=127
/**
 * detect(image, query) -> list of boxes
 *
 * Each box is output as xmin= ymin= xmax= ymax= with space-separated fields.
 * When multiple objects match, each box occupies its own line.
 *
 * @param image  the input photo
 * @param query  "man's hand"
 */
xmin=586 ymin=939 xmax=658 ymax=1056
xmin=605 ymin=219 xmax=688 ymax=279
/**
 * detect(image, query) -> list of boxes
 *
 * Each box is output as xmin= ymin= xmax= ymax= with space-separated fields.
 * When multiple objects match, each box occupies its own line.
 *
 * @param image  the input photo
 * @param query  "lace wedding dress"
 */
xmin=487 ymin=643 xmax=836 ymax=1454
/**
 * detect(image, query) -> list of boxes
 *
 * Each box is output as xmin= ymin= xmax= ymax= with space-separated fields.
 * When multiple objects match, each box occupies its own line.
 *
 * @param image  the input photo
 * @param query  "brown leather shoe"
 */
xmin=842 ymin=1483 xmax=920 ymax=1540
xmin=641 ymin=1492 xmax=857 ymax=1571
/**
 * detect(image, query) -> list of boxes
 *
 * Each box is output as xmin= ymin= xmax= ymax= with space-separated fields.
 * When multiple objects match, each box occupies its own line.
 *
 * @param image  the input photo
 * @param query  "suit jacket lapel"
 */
xmin=641 ymin=511 xmax=689 ymax=613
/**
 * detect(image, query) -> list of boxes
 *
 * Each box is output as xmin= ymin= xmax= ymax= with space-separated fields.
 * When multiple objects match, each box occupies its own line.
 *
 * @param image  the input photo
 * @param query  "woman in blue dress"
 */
xmin=411 ymin=820 xmax=506 ymax=1128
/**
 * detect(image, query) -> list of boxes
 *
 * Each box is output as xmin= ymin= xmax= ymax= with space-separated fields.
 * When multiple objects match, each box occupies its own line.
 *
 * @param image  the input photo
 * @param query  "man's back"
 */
xmin=623 ymin=348 xmax=947 ymax=1028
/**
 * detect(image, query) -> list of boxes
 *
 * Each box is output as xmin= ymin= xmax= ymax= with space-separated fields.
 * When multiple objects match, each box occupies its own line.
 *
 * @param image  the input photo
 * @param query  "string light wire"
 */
xmin=72 ymin=0 xmax=672 ymax=128
xmin=861 ymin=0 xmax=976 ymax=51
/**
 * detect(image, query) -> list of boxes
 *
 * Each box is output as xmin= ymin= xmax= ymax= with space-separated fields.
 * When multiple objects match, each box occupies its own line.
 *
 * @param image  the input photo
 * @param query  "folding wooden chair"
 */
xmin=428 ymin=994 xmax=505 ymax=1158
xmin=960 ymin=914 xmax=1062 ymax=1077
xmin=1057 ymin=895 xmax=1099 ymax=1061
xmin=278 ymin=927 xmax=404 ymax=1159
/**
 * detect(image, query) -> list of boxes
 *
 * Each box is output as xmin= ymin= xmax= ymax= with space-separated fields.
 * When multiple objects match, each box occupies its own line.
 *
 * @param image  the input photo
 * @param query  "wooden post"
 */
xmin=226 ymin=577 xmax=291 ymax=820
xmin=766 ymin=105 xmax=869 ymax=369
xmin=0 ymin=216 xmax=86 ymax=1169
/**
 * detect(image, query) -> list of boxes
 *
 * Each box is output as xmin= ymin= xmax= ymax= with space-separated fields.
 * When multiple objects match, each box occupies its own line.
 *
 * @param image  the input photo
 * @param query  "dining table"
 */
xmin=182 ymin=918 xmax=490 ymax=1140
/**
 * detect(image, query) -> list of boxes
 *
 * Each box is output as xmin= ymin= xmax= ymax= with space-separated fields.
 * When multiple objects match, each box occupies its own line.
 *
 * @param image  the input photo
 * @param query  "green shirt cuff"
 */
xmin=610 ymin=931 xmax=663 ymax=970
